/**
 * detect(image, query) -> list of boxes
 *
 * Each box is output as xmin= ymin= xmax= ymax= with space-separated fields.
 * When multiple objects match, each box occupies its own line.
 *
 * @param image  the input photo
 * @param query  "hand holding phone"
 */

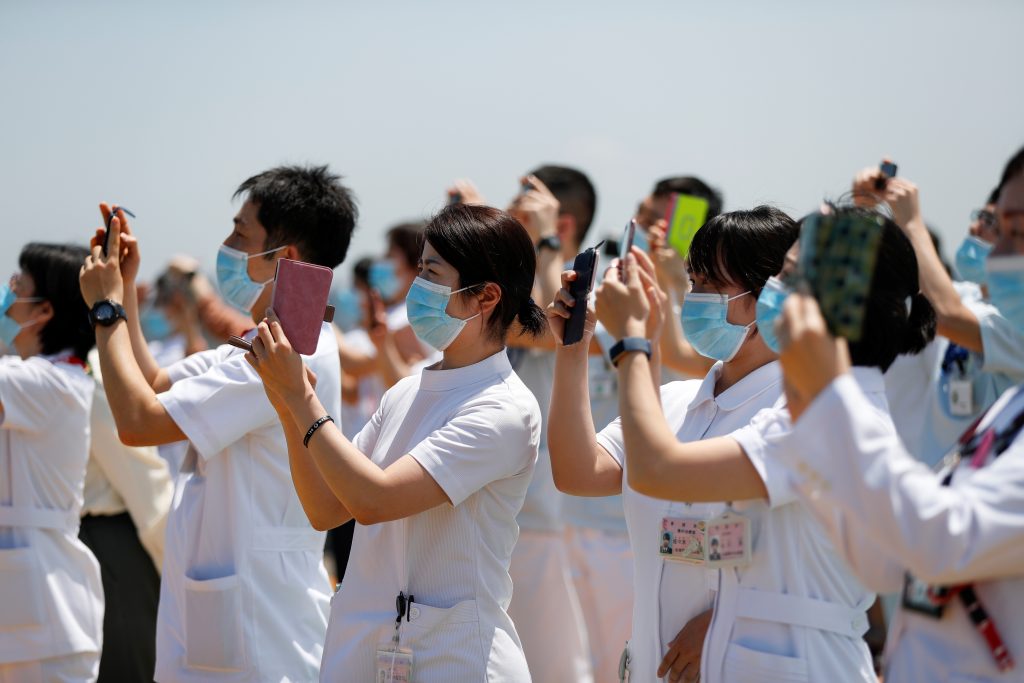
xmin=563 ymin=245 xmax=602 ymax=346
xmin=101 ymin=205 xmax=136 ymax=258
xmin=875 ymin=160 xmax=898 ymax=190
xmin=618 ymin=219 xmax=637 ymax=282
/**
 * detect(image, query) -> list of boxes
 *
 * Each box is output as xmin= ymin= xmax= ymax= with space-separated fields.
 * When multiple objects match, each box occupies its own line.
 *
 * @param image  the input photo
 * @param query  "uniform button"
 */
xmin=409 ymin=606 xmax=421 ymax=620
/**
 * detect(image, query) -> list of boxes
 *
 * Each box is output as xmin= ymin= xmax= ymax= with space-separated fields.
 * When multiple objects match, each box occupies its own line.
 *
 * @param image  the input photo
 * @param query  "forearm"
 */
xmin=618 ymin=352 xmax=684 ymax=486
xmin=197 ymin=293 xmax=252 ymax=341
xmin=906 ymin=218 xmax=983 ymax=352
xmin=123 ymin=286 xmax=166 ymax=388
xmin=374 ymin=334 xmax=412 ymax=388
xmin=96 ymin=322 xmax=173 ymax=445
xmin=548 ymin=346 xmax=621 ymax=496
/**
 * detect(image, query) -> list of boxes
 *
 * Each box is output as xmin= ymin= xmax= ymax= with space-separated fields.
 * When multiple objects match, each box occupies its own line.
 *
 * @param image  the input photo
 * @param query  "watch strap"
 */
xmin=89 ymin=300 xmax=128 ymax=328
xmin=537 ymin=235 xmax=562 ymax=252
xmin=609 ymin=337 xmax=652 ymax=367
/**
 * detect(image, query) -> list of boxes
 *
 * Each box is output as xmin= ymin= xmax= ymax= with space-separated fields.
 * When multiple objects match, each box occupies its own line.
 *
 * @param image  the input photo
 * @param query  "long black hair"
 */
xmin=424 ymin=204 xmax=546 ymax=342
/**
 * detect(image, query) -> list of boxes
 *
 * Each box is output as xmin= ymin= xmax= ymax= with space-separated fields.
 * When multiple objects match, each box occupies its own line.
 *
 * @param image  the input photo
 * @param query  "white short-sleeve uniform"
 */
xmin=153 ymin=324 xmax=340 ymax=683
xmin=320 ymin=351 xmax=539 ymax=682
xmin=776 ymin=376 xmax=1024 ymax=682
xmin=596 ymin=361 xmax=782 ymax=682
xmin=0 ymin=353 xmax=102 ymax=675
xmin=704 ymin=368 xmax=882 ymax=683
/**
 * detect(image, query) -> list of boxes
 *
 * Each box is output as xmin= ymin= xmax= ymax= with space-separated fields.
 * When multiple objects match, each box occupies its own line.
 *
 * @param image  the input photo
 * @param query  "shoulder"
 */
xmin=659 ymin=379 xmax=704 ymax=408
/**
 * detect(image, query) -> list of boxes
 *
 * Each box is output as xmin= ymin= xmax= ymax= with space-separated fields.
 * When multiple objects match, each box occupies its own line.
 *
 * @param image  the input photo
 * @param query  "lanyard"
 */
xmin=932 ymin=392 xmax=1024 ymax=673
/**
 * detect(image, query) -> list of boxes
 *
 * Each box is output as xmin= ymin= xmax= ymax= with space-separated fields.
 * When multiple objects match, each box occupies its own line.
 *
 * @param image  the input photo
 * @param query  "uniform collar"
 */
xmin=687 ymin=360 xmax=782 ymax=412
xmin=419 ymin=349 xmax=512 ymax=392
xmin=851 ymin=366 xmax=886 ymax=396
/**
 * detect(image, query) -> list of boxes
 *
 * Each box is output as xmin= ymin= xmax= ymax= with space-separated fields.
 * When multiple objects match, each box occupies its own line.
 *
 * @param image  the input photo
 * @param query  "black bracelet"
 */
xmin=303 ymin=415 xmax=334 ymax=447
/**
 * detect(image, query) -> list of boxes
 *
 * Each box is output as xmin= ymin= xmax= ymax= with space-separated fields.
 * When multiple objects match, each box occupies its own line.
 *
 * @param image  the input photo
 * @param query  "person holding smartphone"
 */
xmin=766 ymin=147 xmax=1024 ymax=683
xmin=595 ymin=206 xmax=935 ymax=682
xmin=546 ymin=206 xmax=797 ymax=682
xmin=0 ymin=244 xmax=102 ymax=682
xmin=245 ymin=204 xmax=546 ymax=681
xmin=79 ymin=165 xmax=356 ymax=683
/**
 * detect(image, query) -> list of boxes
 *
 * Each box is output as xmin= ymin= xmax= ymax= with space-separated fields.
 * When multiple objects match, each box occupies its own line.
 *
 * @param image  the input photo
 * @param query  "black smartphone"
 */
xmin=102 ymin=205 xmax=135 ymax=258
xmin=563 ymin=246 xmax=601 ymax=346
xmin=875 ymin=161 xmax=898 ymax=190
xmin=618 ymin=219 xmax=637 ymax=281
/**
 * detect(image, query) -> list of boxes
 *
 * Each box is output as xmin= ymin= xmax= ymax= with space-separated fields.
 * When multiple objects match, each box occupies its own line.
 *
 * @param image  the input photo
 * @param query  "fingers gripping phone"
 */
xmin=563 ymin=245 xmax=602 ymax=346
xmin=618 ymin=219 xmax=637 ymax=282
xmin=102 ymin=205 xmax=136 ymax=258
xmin=875 ymin=160 xmax=898 ymax=190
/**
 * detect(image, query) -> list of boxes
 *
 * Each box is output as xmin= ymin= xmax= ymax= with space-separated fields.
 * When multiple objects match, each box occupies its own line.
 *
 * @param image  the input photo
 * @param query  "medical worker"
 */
xmin=594 ymin=206 xmax=935 ymax=682
xmin=771 ymin=147 xmax=1024 ymax=682
xmin=547 ymin=206 xmax=798 ymax=681
xmin=79 ymin=165 xmax=355 ymax=683
xmin=0 ymin=244 xmax=102 ymax=682
xmin=247 ymin=204 xmax=545 ymax=682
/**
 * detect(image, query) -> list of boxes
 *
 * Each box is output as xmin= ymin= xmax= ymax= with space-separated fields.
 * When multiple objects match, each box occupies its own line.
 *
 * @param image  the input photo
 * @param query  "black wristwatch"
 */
xmin=89 ymin=299 xmax=128 ymax=328
xmin=536 ymin=235 xmax=562 ymax=252
xmin=609 ymin=337 xmax=652 ymax=367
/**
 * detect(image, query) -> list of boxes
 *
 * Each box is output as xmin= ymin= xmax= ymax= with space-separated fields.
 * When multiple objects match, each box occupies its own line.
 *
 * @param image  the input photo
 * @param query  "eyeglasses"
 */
xmin=7 ymin=274 xmax=43 ymax=302
xmin=970 ymin=209 xmax=997 ymax=229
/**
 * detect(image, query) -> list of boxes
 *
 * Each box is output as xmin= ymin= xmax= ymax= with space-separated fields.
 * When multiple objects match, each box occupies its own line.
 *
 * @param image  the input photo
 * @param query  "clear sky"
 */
xmin=2 ymin=0 xmax=1022 ymax=285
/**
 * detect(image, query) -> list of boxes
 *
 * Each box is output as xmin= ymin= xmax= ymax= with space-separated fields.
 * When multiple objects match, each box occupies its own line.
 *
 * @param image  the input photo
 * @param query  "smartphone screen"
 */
xmin=665 ymin=193 xmax=710 ymax=259
xmin=618 ymin=219 xmax=637 ymax=280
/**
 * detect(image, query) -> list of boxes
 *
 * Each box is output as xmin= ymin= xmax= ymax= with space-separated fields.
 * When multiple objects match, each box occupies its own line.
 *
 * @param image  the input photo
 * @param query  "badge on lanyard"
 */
xmin=949 ymin=378 xmax=974 ymax=417
xmin=376 ymin=592 xmax=415 ymax=682
xmin=659 ymin=507 xmax=751 ymax=568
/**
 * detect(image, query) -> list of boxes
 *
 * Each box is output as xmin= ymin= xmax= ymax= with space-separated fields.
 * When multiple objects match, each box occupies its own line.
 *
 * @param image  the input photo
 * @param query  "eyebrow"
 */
xmin=420 ymin=257 xmax=443 ymax=267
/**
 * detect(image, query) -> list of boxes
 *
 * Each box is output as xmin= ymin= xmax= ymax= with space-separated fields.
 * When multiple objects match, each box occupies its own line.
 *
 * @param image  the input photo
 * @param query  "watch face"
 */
xmin=95 ymin=302 xmax=115 ymax=322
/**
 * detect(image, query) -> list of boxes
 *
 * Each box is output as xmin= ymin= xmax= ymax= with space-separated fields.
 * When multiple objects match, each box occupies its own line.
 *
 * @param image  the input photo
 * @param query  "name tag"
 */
xmin=705 ymin=510 xmax=751 ymax=569
xmin=659 ymin=516 xmax=707 ymax=564
xmin=375 ymin=643 xmax=414 ymax=683
xmin=949 ymin=378 xmax=974 ymax=417
xmin=659 ymin=511 xmax=751 ymax=568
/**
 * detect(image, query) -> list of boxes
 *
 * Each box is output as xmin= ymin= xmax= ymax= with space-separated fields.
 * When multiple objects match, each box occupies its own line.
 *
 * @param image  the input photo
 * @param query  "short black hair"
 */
xmin=424 ymin=204 xmax=546 ymax=342
xmin=530 ymin=165 xmax=597 ymax=246
xmin=688 ymin=205 xmax=799 ymax=295
xmin=234 ymin=165 xmax=358 ymax=269
xmin=352 ymin=256 xmax=373 ymax=289
xmin=386 ymin=221 xmax=427 ymax=269
xmin=807 ymin=206 xmax=936 ymax=372
xmin=19 ymin=243 xmax=94 ymax=359
xmin=987 ymin=185 xmax=1001 ymax=206
xmin=997 ymin=145 xmax=1024 ymax=200
xmin=652 ymin=176 xmax=724 ymax=221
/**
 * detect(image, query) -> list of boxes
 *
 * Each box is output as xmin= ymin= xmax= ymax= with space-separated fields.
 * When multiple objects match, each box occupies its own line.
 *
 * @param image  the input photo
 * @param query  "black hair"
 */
xmin=530 ymin=165 xmax=597 ymax=246
xmin=424 ymin=204 xmax=546 ymax=342
xmin=987 ymin=185 xmax=1001 ymax=207
xmin=997 ymin=145 xmax=1024 ymax=199
xmin=386 ymin=221 xmax=427 ymax=269
xmin=234 ymin=164 xmax=358 ymax=269
xmin=810 ymin=206 xmax=936 ymax=372
xmin=352 ymin=256 xmax=373 ymax=289
xmin=652 ymin=176 xmax=724 ymax=221
xmin=18 ymin=243 xmax=94 ymax=359
xmin=688 ymin=205 xmax=799 ymax=296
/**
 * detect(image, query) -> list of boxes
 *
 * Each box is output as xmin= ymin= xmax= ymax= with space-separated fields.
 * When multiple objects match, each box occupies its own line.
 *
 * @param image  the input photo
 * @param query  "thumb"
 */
xmin=107 ymin=217 xmax=122 ymax=262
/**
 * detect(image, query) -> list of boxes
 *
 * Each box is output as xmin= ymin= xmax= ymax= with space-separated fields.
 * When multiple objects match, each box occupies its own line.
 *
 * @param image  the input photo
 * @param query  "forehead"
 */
xmin=235 ymin=198 xmax=265 ymax=229
xmin=419 ymin=240 xmax=451 ymax=268
xmin=998 ymin=174 xmax=1024 ymax=212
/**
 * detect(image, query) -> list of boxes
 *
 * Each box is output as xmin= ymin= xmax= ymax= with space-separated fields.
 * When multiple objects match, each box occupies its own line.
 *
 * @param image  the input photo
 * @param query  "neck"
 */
xmin=439 ymin=337 xmax=504 ymax=370
xmin=715 ymin=336 xmax=776 ymax=395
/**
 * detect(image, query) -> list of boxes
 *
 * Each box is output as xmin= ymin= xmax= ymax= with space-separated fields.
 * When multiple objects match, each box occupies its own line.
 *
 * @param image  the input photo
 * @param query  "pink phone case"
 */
xmin=270 ymin=259 xmax=334 ymax=355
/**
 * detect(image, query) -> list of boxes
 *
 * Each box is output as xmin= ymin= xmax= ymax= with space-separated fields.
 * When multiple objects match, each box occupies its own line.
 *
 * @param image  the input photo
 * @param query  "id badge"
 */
xmin=659 ymin=517 xmax=707 ymax=565
xmin=949 ymin=378 xmax=974 ymax=417
xmin=375 ymin=643 xmax=414 ymax=683
xmin=900 ymin=573 xmax=946 ymax=619
xmin=704 ymin=510 xmax=751 ymax=569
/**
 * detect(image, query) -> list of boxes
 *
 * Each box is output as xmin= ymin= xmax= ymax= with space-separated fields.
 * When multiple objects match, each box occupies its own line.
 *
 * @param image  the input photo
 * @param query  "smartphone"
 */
xmin=618 ymin=219 xmax=637 ymax=281
xmin=875 ymin=161 xmax=898 ymax=190
xmin=665 ymin=193 xmax=710 ymax=259
xmin=227 ymin=335 xmax=253 ymax=352
xmin=102 ymin=205 xmax=136 ymax=258
xmin=520 ymin=178 xmax=535 ymax=194
xmin=271 ymin=259 xmax=335 ymax=355
xmin=563 ymin=245 xmax=602 ymax=346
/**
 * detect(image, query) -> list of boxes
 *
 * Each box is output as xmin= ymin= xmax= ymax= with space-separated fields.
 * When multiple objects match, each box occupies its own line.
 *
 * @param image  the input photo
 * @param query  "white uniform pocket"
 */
xmin=0 ymin=547 xmax=45 ymax=629
xmin=723 ymin=642 xmax=809 ymax=683
xmin=184 ymin=574 xmax=247 ymax=672
xmin=400 ymin=599 xmax=482 ymax=680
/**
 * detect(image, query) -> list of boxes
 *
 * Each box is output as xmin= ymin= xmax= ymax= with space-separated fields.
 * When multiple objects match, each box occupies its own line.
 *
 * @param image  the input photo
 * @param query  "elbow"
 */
xmin=349 ymin=500 xmax=390 ymax=526
xmin=117 ymin=426 xmax=151 ymax=448
xmin=625 ymin=461 xmax=661 ymax=498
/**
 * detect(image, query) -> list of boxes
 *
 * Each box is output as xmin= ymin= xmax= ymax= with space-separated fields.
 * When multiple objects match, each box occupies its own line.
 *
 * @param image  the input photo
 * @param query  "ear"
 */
xmin=34 ymin=300 xmax=54 ymax=328
xmin=555 ymin=214 xmax=577 ymax=246
xmin=476 ymin=282 xmax=502 ymax=319
xmin=282 ymin=244 xmax=302 ymax=262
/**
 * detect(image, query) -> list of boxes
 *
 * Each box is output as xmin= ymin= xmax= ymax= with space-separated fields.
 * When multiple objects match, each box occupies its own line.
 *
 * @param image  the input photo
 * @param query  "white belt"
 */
xmin=734 ymin=587 xmax=871 ymax=639
xmin=0 ymin=505 xmax=80 ymax=534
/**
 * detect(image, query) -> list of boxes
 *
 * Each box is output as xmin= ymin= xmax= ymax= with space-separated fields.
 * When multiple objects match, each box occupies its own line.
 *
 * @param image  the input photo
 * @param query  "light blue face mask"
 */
xmin=216 ymin=244 xmax=286 ymax=311
xmin=681 ymin=290 xmax=753 ymax=362
xmin=369 ymin=260 xmax=401 ymax=302
xmin=987 ymin=255 xmax=1024 ymax=333
xmin=406 ymin=277 xmax=481 ymax=351
xmin=330 ymin=288 xmax=363 ymax=331
xmin=632 ymin=228 xmax=651 ymax=254
xmin=0 ymin=283 xmax=43 ymax=347
xmin=140 ymin=305 xmax=173 ymax=341
xmin=954 ymin=235 xmax=994 ymax=285
xmin=755 ymin=277 xmax=790 ymax=353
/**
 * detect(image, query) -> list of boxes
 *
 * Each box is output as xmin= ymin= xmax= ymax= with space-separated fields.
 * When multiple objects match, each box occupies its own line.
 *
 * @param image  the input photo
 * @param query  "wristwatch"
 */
xmin=89 ymin=299 xmax=128 ymax=328
xmin=536 ymin=235 xmax=562 ymax=252
xmin=609 ymin=337 xmax=652 ymax=367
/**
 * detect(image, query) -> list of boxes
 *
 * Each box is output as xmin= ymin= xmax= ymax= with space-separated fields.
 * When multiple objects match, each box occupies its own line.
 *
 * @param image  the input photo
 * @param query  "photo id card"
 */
xmin=659 ymin=517 xmax=707 ymax=565
xmin=704 ymin=511 xmax=751 ymax=569
xmin=948 ymin=378 xmax=974 ymax=417
xmin=375 ymin=643 xmax=414 ymax=683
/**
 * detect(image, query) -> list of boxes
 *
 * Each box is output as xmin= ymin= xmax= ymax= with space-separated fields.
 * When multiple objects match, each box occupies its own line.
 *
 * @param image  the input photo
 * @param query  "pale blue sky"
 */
xmin=2 ymin=1 xmax=1022 ymax=285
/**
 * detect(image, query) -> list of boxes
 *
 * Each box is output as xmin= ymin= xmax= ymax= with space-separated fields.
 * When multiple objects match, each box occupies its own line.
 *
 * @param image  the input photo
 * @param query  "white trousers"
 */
xmin=566 ymin=526 xmax=634 ymax=683
xmin=508 ymin=530 xmax=594 ymax=683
